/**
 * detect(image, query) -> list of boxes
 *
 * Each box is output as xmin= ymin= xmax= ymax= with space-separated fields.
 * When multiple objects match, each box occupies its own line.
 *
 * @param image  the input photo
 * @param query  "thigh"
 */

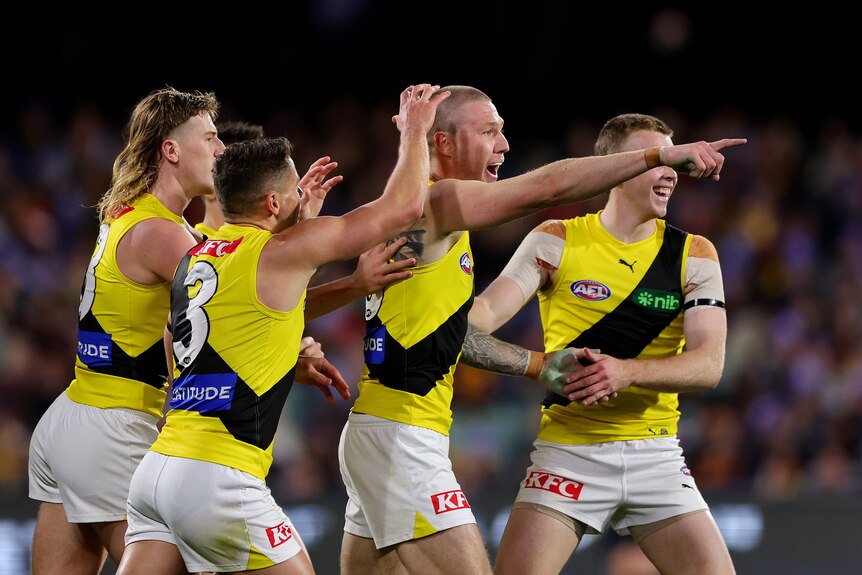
xmin=31 ymin=502 xmax=107 ymax=575
xmin=494 ymin=506 xmax=581 ymax=575
xmin=340 ymin=532 xmax=407 ymax=575
xmin=637 ymin=510 xmax=735 ymax=575
xmin=397 ymin=524 xmax=491 ymax=575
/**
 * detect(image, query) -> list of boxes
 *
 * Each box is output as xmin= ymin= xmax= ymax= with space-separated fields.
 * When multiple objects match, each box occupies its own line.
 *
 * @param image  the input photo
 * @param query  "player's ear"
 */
xmin=433 ymin=131 xmax=453 ymax=158
xmin=264 ymin=191 xmax=279 ymax=216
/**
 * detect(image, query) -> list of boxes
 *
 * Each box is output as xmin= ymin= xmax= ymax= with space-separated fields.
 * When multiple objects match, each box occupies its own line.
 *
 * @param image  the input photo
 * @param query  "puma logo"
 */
xmin=619 ymin=258 xmax=636 ymax=273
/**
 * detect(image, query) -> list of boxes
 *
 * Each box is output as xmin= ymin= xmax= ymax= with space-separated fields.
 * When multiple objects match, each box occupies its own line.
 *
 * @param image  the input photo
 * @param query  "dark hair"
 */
xmin=214 ymin=136 xmax=295 ymax=219
xmin=594 ymin=113 xmax=673 ymax=156
xmin=217 ymin=120 xmax=265 ymax=146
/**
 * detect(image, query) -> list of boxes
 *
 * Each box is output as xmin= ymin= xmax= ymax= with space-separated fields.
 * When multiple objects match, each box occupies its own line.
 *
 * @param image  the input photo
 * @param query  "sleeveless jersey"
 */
xmin=538 ymin=212 xmax=690 ymax=444
xmin=68 ymin=193 xmax=181 ymax=417
xmin=194 ymin=221 xmax=217 ymax=239
xmin=151 ymin=225 xmax=304 ymax=480
xmin=354 ymin=231 xmax=474 ymax=435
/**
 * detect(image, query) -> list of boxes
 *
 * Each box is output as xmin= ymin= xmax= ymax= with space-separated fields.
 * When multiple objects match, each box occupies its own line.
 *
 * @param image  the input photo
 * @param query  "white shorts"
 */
xmin=514 ymin=437 xmax=708 ymax=536
xmin=338 ymin=412 xmax=477 ymax=548
xmin=125 ymin=451 xmax=303 ymax=573
xmin=28 ymin=391 xmax=158 ymax=522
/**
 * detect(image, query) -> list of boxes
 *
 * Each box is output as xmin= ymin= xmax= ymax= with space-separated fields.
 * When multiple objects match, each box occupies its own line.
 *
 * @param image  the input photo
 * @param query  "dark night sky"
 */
xmin=3 ymin=4 xmax=857 ymax=138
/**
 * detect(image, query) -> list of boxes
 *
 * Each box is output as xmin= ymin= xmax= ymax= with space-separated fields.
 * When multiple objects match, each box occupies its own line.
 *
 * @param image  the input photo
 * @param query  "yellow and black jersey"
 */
xmin=194 ymin=221 xmax=217 ymax=239
xmin=353 ymin=231 xmax=474 ymax=435
xmin=538 ymin=213 xmax=690 ymax=444
xmin=152 ymin=225 xmax=304 ymax=480
xmin=68 ymin=193 xmax=180 ymax=417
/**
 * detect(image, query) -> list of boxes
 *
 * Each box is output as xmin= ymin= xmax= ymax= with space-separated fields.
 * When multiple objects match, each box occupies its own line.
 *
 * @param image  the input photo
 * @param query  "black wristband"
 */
xmin=683 ymin=298 xmax=725 ymax=310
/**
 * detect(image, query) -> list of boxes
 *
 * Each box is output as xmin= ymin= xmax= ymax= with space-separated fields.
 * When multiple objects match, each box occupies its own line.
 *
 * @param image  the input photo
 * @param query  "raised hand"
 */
xmin=299 ymin=156 xmax=343 ymax=218
xmin=660 ymin=138 xmax=747 ymax=181
xmin=392 ymin=84 xmax=451 ymax=134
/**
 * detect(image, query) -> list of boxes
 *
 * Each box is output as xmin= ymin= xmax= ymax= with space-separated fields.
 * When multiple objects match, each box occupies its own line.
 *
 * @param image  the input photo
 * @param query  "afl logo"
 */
xmin=570 ymin=280 xmax=611 ymax=301
xmin=459 ymin=252 xmax=473 ymax=275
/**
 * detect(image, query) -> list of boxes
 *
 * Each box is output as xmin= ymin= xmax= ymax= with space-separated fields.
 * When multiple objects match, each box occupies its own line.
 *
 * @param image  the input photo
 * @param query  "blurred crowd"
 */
xmin=1 ymin=93 xmax=860 ymax=518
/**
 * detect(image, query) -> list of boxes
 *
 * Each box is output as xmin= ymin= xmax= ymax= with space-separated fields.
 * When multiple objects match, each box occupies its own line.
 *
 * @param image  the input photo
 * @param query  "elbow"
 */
xmin=702 ymin=363 xmax=724 ymax=390
xmin=401 ymin=199 xmax=425 ymax=225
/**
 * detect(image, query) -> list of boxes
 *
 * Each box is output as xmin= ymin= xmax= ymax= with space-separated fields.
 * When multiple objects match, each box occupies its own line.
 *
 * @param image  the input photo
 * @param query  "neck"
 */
xmin=598 ymin=202 xmax=656 ymax=244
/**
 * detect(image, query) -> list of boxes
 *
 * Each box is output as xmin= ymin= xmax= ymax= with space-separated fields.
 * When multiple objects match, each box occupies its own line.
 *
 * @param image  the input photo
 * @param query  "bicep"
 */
xmin=683 ymin=306 xmax=726 ymax=354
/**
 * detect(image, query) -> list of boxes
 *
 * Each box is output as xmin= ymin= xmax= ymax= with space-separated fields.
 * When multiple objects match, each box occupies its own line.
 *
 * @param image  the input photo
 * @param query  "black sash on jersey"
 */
xmin=542 ymin=225 xmax=687 ymax=408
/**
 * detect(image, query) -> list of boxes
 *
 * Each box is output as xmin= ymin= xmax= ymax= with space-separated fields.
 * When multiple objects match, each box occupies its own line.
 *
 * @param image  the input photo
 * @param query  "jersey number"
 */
xmin=173 ymin=261 xmax=218 ymax=367
xmin=79 ymin=224 xmax=110 ymax=320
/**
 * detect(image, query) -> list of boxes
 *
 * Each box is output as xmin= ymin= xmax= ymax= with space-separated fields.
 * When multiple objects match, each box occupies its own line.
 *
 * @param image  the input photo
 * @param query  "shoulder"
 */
xmin=687 ymin=234 xmax=719 ymax=262
xmin=532 ymin=219 xmax=566 ymax=239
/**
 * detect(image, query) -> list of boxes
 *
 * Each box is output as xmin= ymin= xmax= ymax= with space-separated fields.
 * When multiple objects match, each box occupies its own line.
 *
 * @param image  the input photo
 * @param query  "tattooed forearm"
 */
xmin=461 ymin=324 xmax=530 ymax=377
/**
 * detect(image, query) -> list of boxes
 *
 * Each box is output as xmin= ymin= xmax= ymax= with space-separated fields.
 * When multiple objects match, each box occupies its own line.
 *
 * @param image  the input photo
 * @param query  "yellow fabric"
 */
xmin=152 ymin=225 xmax=304 ymax=479
xmin=67 ymin=193 xmax=181 ymax=416
xmin=353 ymin=232 xmax=474 ymax=435
xmin=538 ymin=213 xmax=690 ymax=443
xmin=413 ymin=511 xmax=438 ymax=540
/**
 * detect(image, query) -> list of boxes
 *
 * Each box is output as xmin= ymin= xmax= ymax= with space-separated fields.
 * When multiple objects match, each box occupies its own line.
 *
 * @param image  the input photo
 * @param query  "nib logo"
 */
xmin=431 ymin=489 xmax=471 ymax=514
xmin=266 ymin=522 xmax=293 ymax=548
xmin=524 ymin=471 xmax=584 ymax=500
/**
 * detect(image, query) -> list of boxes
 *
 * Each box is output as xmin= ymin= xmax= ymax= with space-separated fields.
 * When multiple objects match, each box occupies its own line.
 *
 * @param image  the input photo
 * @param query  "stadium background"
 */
xmin=1 ymin=5 xmax=860 ymax=574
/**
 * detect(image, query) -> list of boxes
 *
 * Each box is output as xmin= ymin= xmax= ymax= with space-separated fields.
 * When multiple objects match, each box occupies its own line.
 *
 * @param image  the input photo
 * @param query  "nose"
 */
xmin=498 ymin=132 xmax=511 ymax=154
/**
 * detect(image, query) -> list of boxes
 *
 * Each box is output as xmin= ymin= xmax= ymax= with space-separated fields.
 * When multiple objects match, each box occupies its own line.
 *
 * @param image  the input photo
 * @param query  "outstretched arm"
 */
xmin=428 ymin=138 xmax=747 ymax=234
xmin=305 ymin=237 xmax=415 ymax=320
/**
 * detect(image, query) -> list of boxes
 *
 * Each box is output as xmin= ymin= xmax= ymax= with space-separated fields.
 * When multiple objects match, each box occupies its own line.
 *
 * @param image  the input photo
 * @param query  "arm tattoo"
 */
xmin=461 ymin=324 xmax=530 ymax=377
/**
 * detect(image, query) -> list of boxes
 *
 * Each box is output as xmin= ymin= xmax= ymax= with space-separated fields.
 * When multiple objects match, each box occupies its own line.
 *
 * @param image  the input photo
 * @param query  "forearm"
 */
xmin=305 ymin=275 xmax=360 ymax=321
xmin=629 ymin=347 xmax=724 ymax=393
xmin=536 ymin=150 xmax=653 ymax=207
xmin=460 ymin=324 xmax=542 ymax=378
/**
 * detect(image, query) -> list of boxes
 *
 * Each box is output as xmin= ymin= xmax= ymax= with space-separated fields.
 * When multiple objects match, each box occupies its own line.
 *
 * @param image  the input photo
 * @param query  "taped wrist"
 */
xmin=526 ymin=351 xmax=545 ymax=379
xmin=644 ymin=146 xmax=663 ymax=169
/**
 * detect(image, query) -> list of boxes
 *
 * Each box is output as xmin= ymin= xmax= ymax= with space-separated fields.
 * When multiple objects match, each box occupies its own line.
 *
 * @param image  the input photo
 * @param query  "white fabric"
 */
xmin=125 ymin=451 xmax=303 ymax=572
xmin=338 ymin=412 xmax=477 ymax=548
xmin=513 ymin=436 xmax=708 ymax=535
xmin=28 ymin=391 xmax=158 ymax=522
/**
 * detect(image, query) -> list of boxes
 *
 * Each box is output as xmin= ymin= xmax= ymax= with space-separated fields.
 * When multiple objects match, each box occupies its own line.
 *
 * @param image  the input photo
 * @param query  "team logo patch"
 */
xmin=190 ymin=237 xmax=243 ymax=257
xmin=632 ymin=288 xmax=681 ymax=313
xmin=570 ymin=280 xmax=611 ymax=301
xmin=77 ymin=330 xmax=112 ymax=367
xmin=459 ymin=252 xmax=473 ymax=275
xmin=364 ymin=324 xmax=386 ymax=365
xmin=431 ymin=489 xmax=471 ymax=514
xmin=170 ymin=373 xmax=237 ymax=412
xmin=681 ymin=465 xmax=692 ymax=477
xmin=266 ymin=522 xmax=293 ymax=547
xmin=523 ymin=471 xmax=585 ymax=500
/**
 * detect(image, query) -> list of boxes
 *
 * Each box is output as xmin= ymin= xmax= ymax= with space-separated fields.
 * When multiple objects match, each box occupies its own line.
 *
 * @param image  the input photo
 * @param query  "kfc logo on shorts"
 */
xmin=266 ymin=522 xmax=293 ymax=547
xmin=431 ymin=489 xmax=471 ymax=514
xmin=524 ymin=471 xmax=584 ymax=500
xmin=459 ymin=252 xmax=473 ymax=275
